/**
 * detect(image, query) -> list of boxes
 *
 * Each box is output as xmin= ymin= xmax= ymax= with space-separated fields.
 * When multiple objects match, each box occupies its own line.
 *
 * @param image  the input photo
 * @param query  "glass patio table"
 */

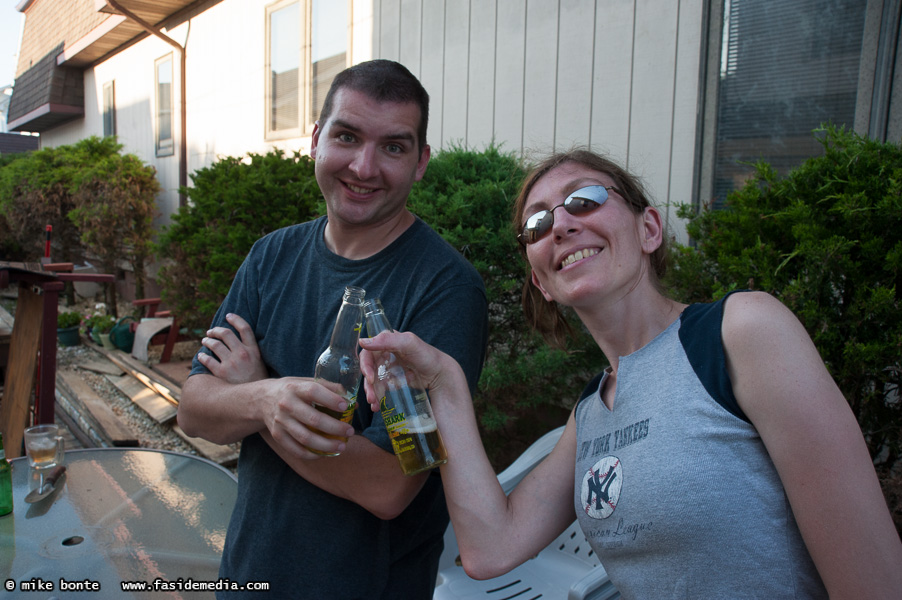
xmin=0 ymin=448 xmax=238 ymax=598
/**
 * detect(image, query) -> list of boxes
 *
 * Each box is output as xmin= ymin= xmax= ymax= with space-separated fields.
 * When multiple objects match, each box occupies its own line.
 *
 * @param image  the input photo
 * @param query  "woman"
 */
xmin=359 ymin=149 xmax=902 ymax=598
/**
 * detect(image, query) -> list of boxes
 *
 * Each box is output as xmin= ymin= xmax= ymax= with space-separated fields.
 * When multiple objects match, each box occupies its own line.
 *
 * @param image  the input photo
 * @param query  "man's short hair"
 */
xmin=319 ymin=59 xmax=429 ymax=152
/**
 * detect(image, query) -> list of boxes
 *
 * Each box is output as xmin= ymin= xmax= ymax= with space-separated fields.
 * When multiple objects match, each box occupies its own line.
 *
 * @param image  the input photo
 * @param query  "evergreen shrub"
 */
xmin=154 ymin=149 xmax=321 ymax=329
xmin=667 ymin=125 xmax=902 ymax=472
xmin=0 ymin=142 xmax=87 ymax=262
xmin=0 ymin=137 xmax=160 ymax=312
xmin=68 ymin=138 xmax=159 ymax=311
xmin=0 ymin=151 xmax=29 ymax=260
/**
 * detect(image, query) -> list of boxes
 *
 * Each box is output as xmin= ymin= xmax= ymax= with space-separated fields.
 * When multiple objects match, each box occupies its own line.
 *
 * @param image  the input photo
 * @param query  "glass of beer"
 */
xmin=24 ymin=424 xmax=65 ymax=470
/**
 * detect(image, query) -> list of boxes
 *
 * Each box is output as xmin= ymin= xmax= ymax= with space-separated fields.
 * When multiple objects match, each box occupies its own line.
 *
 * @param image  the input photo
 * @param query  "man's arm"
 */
xmin=261 ymin=429 xmax=429 ymax=520
xmin=184 ymin=312 xmax=430 ymax=518
xmin=178 ymin=359 xmax=357 ymax=458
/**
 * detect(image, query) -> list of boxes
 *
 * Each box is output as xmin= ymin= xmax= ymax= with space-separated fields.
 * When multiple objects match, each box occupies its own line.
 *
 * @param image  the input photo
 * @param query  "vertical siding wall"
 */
xmin=372 ymin=0 xmax=705 ymax=240
xmin=37 ymin=0 xmax=703 ymax=241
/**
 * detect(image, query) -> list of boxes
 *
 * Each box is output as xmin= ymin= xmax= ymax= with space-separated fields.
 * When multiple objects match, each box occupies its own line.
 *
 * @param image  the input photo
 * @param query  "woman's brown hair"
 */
xmin=514 ymin=149 xmax=669 ymax=349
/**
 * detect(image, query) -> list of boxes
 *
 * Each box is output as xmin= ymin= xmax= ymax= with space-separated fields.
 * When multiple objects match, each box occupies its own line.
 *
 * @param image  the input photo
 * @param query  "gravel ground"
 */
xmin=56 ymin=342 xmax=200 ymax=455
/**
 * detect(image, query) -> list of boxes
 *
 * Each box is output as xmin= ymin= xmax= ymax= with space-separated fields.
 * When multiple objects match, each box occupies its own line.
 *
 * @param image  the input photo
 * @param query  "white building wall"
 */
xmin=37 ymin=0 xmax=702 ymax=242
xmin=369 ymin=0 xmax=704 ymax=242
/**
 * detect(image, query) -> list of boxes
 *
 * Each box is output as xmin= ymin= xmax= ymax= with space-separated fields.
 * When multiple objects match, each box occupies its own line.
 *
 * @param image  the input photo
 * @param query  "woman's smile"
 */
xmin=559 ymin=247 xmax=601 ymax=270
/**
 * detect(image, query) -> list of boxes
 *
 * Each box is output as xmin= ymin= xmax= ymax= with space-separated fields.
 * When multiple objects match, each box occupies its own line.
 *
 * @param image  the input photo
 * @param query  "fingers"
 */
xmin=358 ymin=347 xmax=381 ymax=413
xmin=196 ymin=350 xmax=227 ymax=378
xmin=359 ymin=333 xmax=470 ymax=420
xmin=202 ymin=329 xmax=237 ymax=359
xmin=264 ymin=428 xmax=343 ymax=461
xmin=362 ymin=376 xmax=380 ymax=413
xmin=271 ymin=412 xmax=349 ymax=457
xmin=201 ymin=313 xmax=267 ymax=384
xmin=225 ymin=313 xmax=258 ymax=349
xmin=359 ymin=331 xmax=445 ymax=383
xmin=265 ymin=379 xmax=356 ymax=456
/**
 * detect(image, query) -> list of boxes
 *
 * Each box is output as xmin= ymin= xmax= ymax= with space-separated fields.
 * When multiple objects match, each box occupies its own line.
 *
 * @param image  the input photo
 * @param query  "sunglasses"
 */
xmin=518 ymin=185 xmax=620 ymax=245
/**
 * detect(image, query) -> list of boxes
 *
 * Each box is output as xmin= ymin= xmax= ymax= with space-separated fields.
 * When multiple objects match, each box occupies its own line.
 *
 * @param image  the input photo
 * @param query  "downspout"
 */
xmin=105 ymin=0 xmax=188 ymax=207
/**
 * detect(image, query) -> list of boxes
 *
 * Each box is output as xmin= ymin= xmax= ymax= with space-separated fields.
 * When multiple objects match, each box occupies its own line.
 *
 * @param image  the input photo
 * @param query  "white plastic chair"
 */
xmin=434 ymin=426 xmax=620 ymax=600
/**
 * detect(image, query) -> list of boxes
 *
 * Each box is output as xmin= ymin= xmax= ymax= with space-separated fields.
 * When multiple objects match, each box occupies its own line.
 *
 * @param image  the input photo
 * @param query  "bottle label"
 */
xmin=381 ymin=399 xmax=409 ymax=454
xmin=339 ymin=394 xmax=357 ymax=423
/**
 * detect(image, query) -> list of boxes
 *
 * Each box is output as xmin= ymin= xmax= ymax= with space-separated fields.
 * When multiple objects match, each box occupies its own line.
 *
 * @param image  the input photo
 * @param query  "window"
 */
xmin=156 ymin=54 xmax=174 ymax=156
xmin=699 ymin=0 xmax=871 ymax=207
xmin=268 ymin=0 xmax=301 ymax=135
xmin=102 ymin=81 xmax=116 ymax=137
xmin=265 ymin=0 xmax=348 ymax=139
xmin=310 ymin=0 xmax=348 ymax=123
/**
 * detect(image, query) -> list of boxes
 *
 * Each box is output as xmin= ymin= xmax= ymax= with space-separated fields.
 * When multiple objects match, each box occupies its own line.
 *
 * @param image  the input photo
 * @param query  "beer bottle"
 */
xmin=311 ymin=286 xmax=366 ymax=456
xmin=0 ymin=432 xmax=13 ymax=516
xmin=363 ymin=299 xmax=448 ymax=476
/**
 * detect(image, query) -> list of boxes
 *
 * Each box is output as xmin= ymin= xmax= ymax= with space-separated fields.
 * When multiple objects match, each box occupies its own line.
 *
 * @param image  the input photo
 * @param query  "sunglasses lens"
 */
xmin=565 ymin=197 xmax=600 ymax=216
xmin=564 ymin=186 xmax=608 ymax=215
xmin=522 ymin=211 xmax=553 ymax=244
xmin=519 ymin=186 xmax=611 ymax=245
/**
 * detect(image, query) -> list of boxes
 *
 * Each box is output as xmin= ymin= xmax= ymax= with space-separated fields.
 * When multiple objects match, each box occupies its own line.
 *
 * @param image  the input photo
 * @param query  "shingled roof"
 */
xmin=0 ymin=131 xmax=39 ymax=154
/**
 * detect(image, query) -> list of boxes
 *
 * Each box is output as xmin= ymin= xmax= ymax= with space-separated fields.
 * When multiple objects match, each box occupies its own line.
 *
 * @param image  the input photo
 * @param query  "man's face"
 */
xmin=311 ymin=87 xmax=430 ymax=230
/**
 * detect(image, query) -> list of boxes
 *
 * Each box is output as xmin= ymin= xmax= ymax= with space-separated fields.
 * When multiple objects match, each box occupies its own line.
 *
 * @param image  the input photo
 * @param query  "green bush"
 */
xmin=667 ymin=125 xmax=902 ymax=469
xmin=0 ymin=143 xmax=86 ymax=263
xmin=57 ymin=311 xmax=83 ymax=329
xmin=154 ymin=149 xmax=321 ymax=330
xmin=0 ymin=152 xmax=31 ymax=260
xmin=410 ymin=145 xmax=603 ymax=468
xmin=0 ymin=137 xmax=159 ymax=312
xmin=68 ymin=138 xmax=160 ymax=311
xmin=85 ymin=314 xmax=116 ymax=334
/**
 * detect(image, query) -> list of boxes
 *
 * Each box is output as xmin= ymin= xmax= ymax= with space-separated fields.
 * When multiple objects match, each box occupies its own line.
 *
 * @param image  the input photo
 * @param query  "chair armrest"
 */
xmin=133 ymin=298 xmax=162 ymax=306
xmin=133 ymin=297 xmax=164 ymax=317
xmin=43 ymin=262 xmax=75 ymax=272
xmin=568 ymin=566 xmax=619 ymax=600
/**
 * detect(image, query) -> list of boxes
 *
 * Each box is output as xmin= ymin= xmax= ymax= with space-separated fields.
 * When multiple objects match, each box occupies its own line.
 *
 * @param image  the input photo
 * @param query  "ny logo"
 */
xmin=585 ymin=464 xmax=617 ymax=510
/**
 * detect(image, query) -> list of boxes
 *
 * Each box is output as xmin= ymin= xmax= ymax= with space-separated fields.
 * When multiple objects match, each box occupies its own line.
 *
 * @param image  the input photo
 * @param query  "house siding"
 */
xmin=368 ymin=0 xmax=704 ymax=240
xmin=28 ymin=0 xmax=703 ymax=242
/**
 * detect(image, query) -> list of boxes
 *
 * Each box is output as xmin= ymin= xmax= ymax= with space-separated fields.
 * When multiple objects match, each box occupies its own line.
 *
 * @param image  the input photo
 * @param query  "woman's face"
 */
xmin=522 ymin=162 xmax=662 ymax=309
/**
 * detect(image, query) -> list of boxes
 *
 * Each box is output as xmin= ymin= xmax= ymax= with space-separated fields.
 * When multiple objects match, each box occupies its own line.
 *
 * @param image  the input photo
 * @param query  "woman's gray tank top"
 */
xmin=574 ymin=293 xmax=827 ymax=598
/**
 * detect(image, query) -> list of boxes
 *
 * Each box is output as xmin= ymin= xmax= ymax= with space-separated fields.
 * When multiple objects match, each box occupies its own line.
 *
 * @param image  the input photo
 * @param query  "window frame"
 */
xmin=155 ymin=54 xmax=175 ymax=157
xmin=264 ymin=0 xmax=350 ymax=141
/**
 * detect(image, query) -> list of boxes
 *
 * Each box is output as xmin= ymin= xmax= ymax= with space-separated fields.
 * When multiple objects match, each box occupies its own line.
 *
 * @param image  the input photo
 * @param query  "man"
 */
xmin=178 ymin=60 xmax=488 ymax=598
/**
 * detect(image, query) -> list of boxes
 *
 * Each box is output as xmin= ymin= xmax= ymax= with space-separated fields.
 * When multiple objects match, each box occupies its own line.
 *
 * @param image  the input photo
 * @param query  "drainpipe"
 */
xmin=105 ymin=0 xmax=188 ymax=207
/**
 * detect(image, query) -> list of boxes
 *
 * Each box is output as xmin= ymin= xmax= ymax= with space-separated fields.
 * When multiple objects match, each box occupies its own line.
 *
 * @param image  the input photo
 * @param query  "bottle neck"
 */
xmin=364 ymin=311 xmax=392 ymax=337
xmin=329 ymin=300 xmax=364 ymax=351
